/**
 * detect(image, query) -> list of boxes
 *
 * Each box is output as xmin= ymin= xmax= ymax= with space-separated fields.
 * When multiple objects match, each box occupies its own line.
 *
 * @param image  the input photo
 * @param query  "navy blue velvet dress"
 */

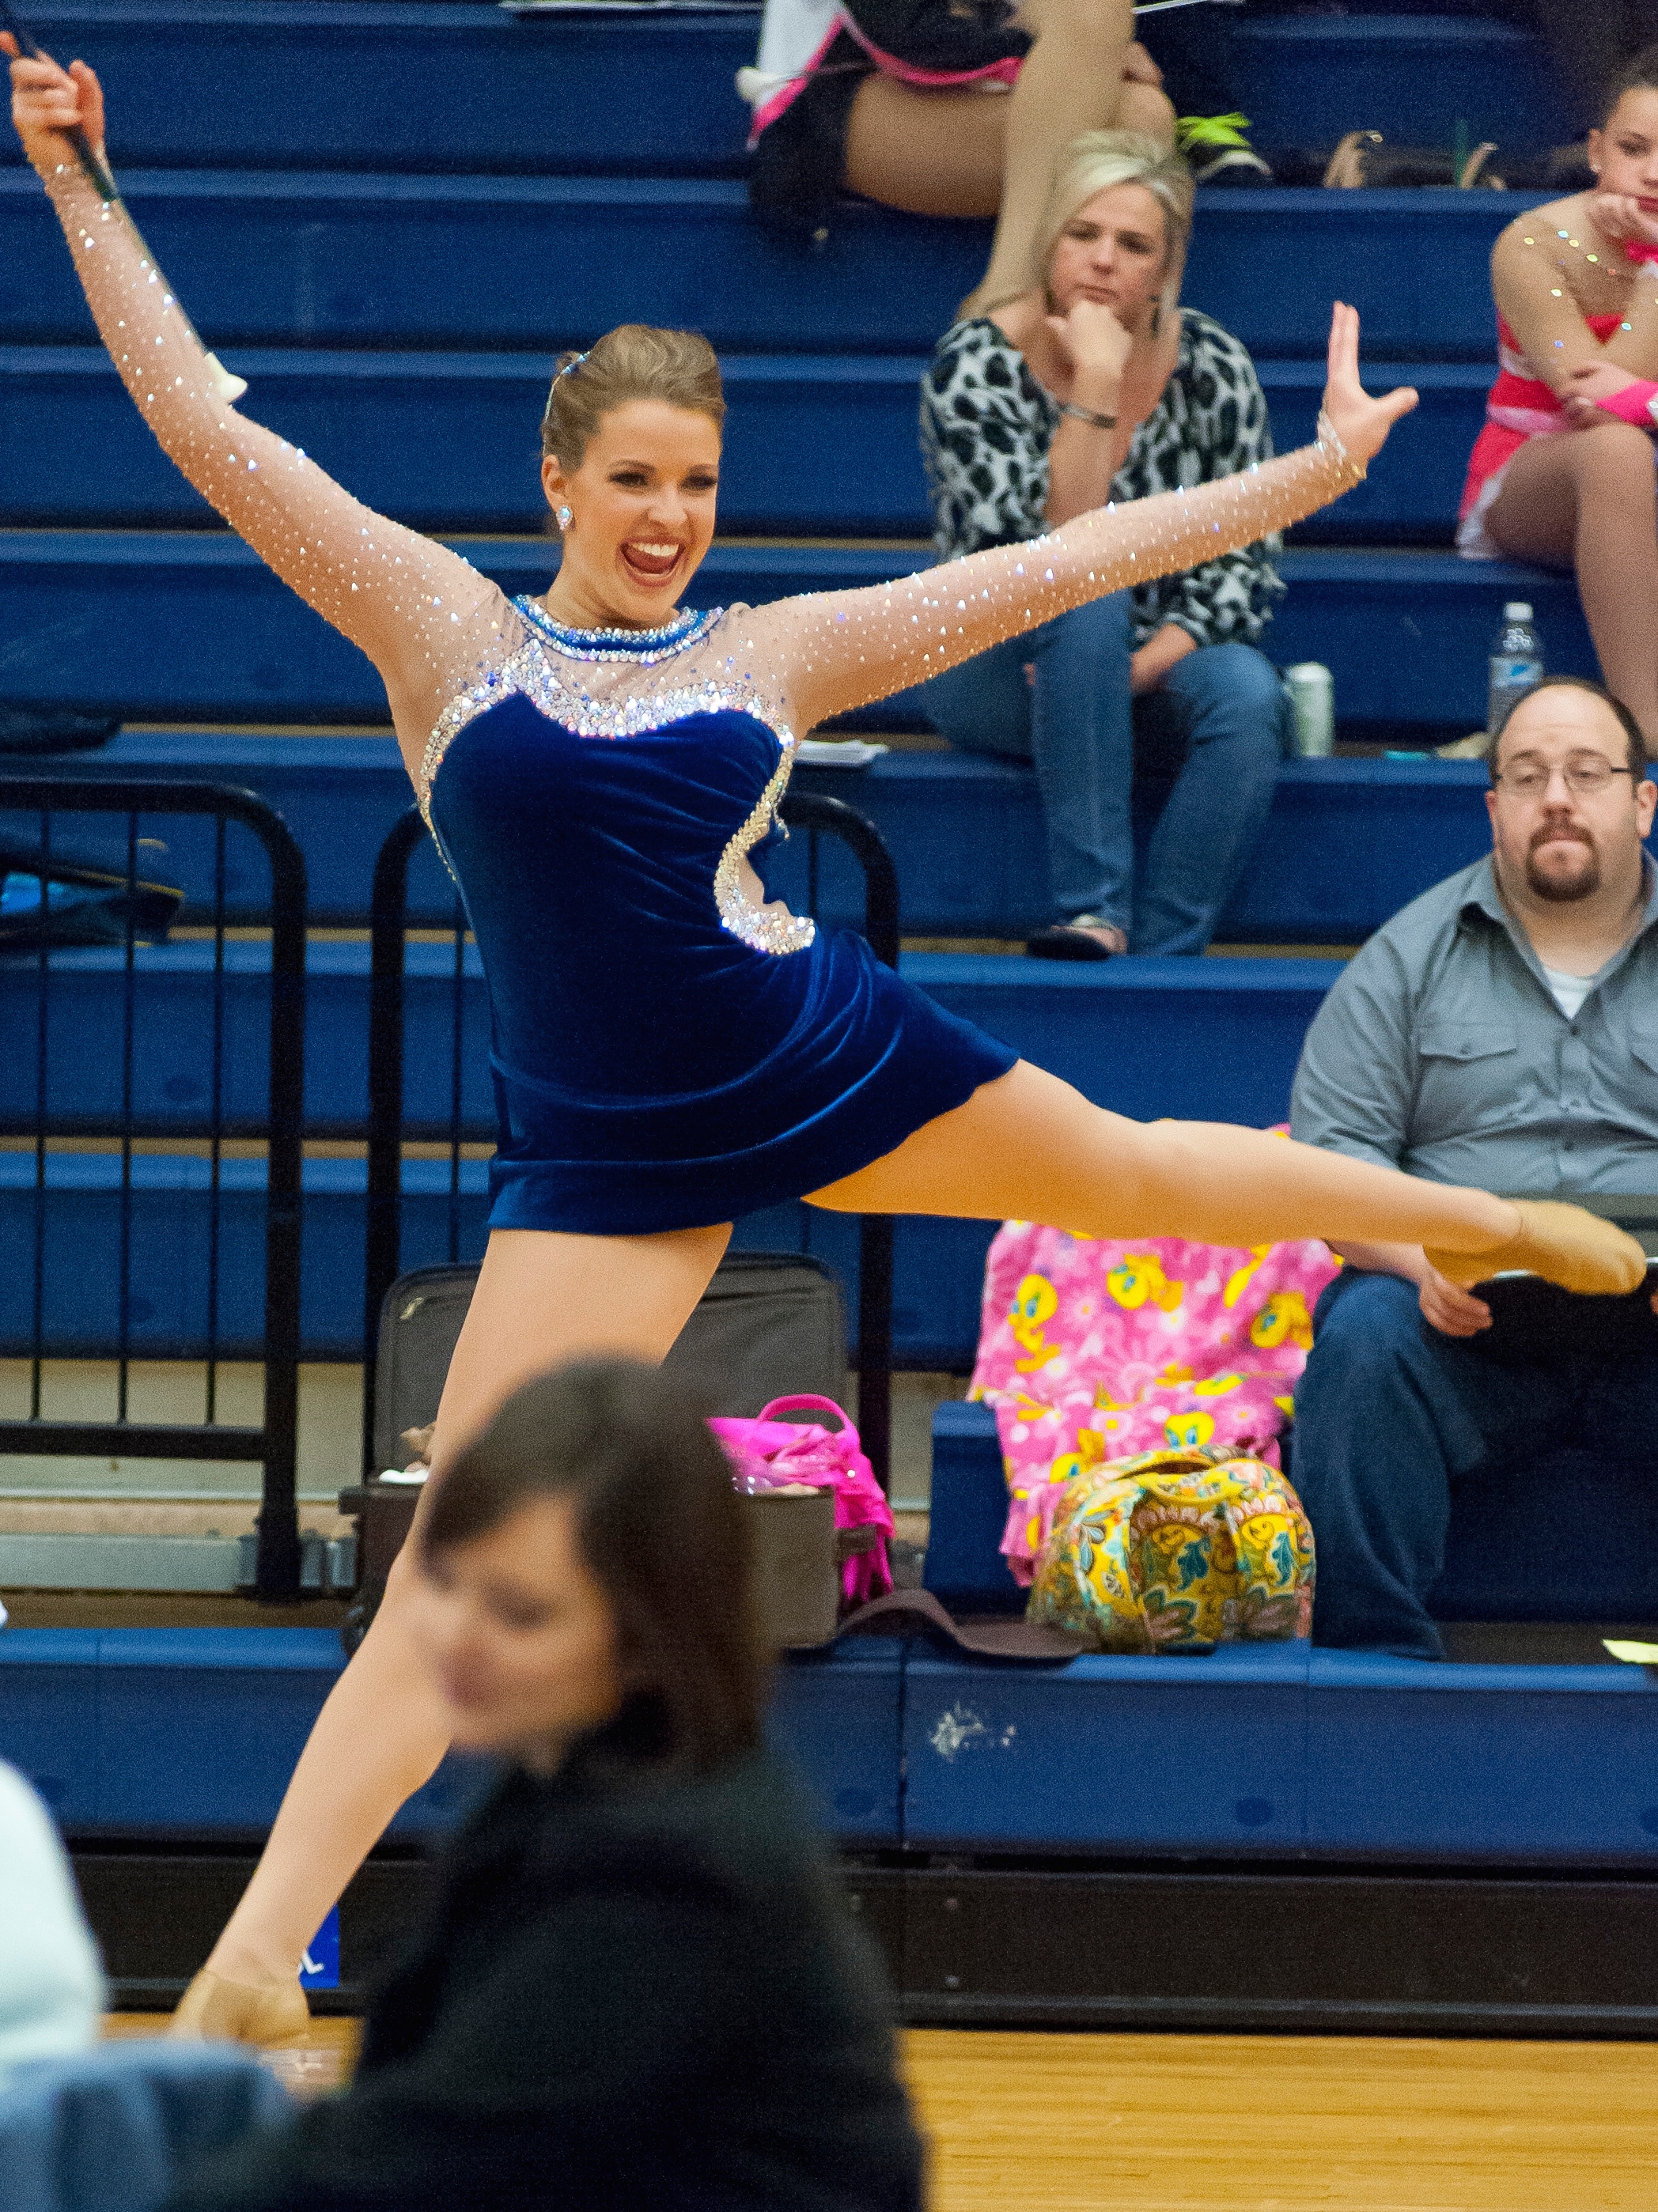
xmin=422 ymin=601 xmax=1016 ymax=1235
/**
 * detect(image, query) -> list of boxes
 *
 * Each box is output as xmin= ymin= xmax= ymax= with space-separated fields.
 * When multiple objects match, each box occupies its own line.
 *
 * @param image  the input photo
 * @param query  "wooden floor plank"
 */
xmin=903 ymin=2030 xmax=1658 ymax=2212
xmin=105 ymin=2017 xmax=1658 ymax=2207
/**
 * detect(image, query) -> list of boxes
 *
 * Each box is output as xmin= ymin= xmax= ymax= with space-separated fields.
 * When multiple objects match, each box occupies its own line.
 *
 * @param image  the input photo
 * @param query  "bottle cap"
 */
xmin=1502 ymin=602 xmax=1532 ymax=621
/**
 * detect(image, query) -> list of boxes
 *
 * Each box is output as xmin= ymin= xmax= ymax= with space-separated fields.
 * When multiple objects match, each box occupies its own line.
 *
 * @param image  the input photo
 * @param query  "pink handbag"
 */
xmin=710 ymin=1395 xmax=895 ymax=1605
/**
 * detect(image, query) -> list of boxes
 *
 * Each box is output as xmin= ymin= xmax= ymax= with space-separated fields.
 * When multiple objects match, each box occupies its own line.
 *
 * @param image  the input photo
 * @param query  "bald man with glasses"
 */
xmin=1289 ymin=675 xmax=1658 ymax=1656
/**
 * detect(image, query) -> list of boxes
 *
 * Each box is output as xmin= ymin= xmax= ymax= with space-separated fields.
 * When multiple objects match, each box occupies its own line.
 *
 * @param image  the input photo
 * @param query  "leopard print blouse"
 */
xmin=919 ymin=308 xmax=1286 ymax=651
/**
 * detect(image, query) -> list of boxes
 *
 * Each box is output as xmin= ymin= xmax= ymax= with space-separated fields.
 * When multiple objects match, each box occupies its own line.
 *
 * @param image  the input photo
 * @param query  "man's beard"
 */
xmin=1525 ymin=827 xmax=1601 ymax=903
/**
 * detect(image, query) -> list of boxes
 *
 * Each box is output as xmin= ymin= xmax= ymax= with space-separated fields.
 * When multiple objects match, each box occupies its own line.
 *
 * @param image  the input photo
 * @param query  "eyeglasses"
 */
xmin=1492 ymin=754 xmax=1637 ymax=799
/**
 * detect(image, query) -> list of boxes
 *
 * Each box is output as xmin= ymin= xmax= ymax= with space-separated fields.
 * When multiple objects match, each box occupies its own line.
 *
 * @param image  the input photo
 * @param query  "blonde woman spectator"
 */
xmin=920 ymin=131 xmax=1289 ymax=957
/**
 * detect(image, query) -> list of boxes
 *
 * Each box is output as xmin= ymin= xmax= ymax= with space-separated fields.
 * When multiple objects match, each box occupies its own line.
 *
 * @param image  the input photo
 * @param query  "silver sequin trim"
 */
xmin=714 ymin=743 xmax=816 ymax=956
xmin=418 ymin=633 xmax=815 ymax=957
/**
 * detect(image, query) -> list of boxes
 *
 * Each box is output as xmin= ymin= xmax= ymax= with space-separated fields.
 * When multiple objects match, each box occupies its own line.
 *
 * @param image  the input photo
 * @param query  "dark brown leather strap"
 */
xmin=830 ymin=1586 xmax=1088 ymax=1662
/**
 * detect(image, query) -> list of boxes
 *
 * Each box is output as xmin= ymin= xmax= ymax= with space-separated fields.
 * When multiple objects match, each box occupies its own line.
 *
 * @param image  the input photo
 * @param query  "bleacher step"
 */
xmin=0 ymin=1624 xmax=902 ymax=1840
xmin=0 ymin=6 xmax=1568 ymax=177
xmin=0 ymin=954 xmax=1338 ymax=1366
xmin=0 ymin=532 xmax=1595 ymax=729
xmin=0 ymin=947 xmax=1338 ymax=1138
xmin=0 ymin=1529 xmax=352 ymax=1594
xmin=1 ymin=347 xmax=1493 ymax=542
xmin=1 ymin=174 xmax=1536 ymax=358
xmin=18 ymin=734 xmax=1498 ymax=941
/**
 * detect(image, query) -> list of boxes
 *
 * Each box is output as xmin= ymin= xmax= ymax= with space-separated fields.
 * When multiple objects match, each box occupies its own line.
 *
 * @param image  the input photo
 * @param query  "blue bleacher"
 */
xmin=1 ymin=348 xmax=1493 ymax=541
xmin=913 ymin=1398 xmax=1658 ymax=1864
xmin=0 ymin=534 xmax=1597 ymax=728
xmin=0 ymin=172 xmax=1535 ymax=358
xmin=0 ymin=1624 xmax=903 ymax=1842
xmin=12 ymin=733 xmax=1499 ymax=937
xmin=6 ymin=1616 xmax=1656 ymax=1868
xmin=6 ymin=0 xmax=1658 ymax=1916
xmin=900 ymin=1641 xmax=1658 ymax=1863
xmin=0 ymin=951 xmax=1335 ymax=1367
xmin=0 ymin=5 xmax=1571 ymax=176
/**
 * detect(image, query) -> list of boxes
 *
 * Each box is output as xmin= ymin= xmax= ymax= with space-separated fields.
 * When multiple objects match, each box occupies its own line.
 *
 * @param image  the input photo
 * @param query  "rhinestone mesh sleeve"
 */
xmin=40 ymin=160 xmax=514 ymax=762
xmin=751 ymin=422 xmax=1366 ymax=731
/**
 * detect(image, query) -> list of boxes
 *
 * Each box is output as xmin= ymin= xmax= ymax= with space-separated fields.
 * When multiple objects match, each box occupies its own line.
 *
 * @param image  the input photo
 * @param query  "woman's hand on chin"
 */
xmin=3 ymin=35 xmax=106 ymax=174
xmin=1318 ymin=301 xmax=1417 ymax=466
xmin=1045 ymin=297 xmax=1134 ymax=389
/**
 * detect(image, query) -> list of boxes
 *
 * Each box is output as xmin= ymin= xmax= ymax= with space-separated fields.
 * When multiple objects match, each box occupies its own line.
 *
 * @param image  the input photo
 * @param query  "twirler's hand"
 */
xmin=4 ymin=34 xmax=105 ymax=174
xmin=1319 ymin=301 xmax=1417 ymax=466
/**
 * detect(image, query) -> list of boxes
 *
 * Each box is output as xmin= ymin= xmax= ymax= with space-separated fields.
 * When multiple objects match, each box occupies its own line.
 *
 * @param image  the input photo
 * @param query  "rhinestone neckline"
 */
xmin=513 ymin=595 xmax=723 ymax=664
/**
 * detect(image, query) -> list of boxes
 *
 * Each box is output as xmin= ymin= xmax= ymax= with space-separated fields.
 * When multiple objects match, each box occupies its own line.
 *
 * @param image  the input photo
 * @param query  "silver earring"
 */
xmin=556 ymin=504 xmax=573 ymax=529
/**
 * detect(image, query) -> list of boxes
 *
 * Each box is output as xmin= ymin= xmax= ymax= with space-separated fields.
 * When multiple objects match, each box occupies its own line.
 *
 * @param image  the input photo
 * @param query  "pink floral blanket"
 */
xmin=970 ymin=1219 xmax=1341 ymax=1584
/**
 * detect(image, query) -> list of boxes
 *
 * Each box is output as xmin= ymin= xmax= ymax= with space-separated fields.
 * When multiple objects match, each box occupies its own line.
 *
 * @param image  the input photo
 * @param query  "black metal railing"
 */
xmin=0 ymin=780 xmax=308 ymax=1597
xmin=361 ymin=789 xmax=900 ymax=1488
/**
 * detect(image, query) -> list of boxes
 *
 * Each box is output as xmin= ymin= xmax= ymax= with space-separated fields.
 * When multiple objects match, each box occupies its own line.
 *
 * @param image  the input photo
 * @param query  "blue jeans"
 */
xmin=919 ymin=592 xmax=1287 ymax=952
xmin=1293 ymin=1268 xmax=1658 ymax=1657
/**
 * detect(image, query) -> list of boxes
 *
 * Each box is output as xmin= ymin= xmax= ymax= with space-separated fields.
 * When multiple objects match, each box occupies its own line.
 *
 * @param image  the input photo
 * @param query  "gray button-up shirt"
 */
xmin=1290 ymin=856 xmax=1658 ymax=1192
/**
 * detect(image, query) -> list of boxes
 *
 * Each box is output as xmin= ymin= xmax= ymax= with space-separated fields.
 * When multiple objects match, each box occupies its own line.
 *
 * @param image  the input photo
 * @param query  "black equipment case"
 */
xmin=339 ymin=1250 xmax=853 ymax=1646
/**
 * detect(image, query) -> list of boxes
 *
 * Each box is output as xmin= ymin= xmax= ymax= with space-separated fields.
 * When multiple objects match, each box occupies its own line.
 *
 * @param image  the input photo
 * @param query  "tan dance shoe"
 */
xmin=169 ymin=1965 xmax=312 ymax=2048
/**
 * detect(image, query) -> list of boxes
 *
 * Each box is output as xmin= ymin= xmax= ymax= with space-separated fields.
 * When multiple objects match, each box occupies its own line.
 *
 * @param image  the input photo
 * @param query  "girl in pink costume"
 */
xmin=1461 ymin=43 xmax=1658 ymax=751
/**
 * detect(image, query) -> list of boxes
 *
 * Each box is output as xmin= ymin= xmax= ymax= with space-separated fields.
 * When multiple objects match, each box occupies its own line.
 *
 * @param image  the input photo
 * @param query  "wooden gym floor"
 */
xmin=108 ymin=2016 xmax=1658 ymax=2209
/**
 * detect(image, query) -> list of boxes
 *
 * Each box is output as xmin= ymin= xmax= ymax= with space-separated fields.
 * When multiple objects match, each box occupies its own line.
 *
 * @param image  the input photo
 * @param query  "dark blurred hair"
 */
xmin=1603 ymin=42 xmax=1658 ymax=124
xmin=422 ymin=1359 xmax=766 ymax=1775
xmin=1491 ymin=675 xmax=1649 ymax=781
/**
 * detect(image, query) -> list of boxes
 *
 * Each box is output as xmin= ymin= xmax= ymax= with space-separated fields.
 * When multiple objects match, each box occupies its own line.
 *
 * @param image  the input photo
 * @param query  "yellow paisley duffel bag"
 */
xmin=1026 ymin=1443 xmax=1315 ymax=1654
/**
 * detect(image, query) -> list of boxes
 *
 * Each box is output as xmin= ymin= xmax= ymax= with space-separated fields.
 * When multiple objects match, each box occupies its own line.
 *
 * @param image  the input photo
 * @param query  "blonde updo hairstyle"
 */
xmin=540 ymin=323 xmax=726 ymax=475
xmin=1032 ymin=130 xmax=1195 ymax=306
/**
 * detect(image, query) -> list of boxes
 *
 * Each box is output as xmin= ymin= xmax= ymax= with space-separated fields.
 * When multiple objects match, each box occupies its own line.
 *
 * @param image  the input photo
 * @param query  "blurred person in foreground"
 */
xmin=168 ymin=1361 xmax=924 ymax=2212
xmin=1290 ymin=678 xmax=1658 ymax=1658
xmin=0 ymin=1760 xmax=104 ymax=2082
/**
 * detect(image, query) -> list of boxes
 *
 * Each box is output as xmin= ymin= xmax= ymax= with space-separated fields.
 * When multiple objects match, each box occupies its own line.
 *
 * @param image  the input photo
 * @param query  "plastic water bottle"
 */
xmin=1487 ymin=602 xmax=1543 ymax=735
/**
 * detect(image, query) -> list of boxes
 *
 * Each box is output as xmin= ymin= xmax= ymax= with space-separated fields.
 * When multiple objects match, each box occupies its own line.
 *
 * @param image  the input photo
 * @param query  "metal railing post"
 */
xmin=781 ymin=790 xmax=900 ymax=1493
xmin=0 ymin=777 xmax=309 ymax=1598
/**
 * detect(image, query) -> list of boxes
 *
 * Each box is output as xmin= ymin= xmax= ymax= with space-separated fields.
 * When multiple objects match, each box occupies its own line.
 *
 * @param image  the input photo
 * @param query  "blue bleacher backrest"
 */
xmin=932 ymin=1405 xmax=1658 ymax=1626
xmin=925 ymin=1402 xmax=1022 ymax=1616
xmin=1433 ymin=1446 xmax=1658 ymax=1624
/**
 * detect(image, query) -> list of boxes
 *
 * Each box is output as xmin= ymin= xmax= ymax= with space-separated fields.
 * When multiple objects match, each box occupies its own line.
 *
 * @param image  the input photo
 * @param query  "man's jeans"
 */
xmin=919 ymin=591 xmax=1286 ymax=952
xmin=1293 ymin=1267 xmax=1658 ymax=1657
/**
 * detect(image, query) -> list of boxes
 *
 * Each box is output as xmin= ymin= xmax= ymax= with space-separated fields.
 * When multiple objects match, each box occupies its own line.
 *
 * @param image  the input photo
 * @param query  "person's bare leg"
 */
xmin=843 ymin=77 xmax=1011 ymax=219
xmin=804 ymin=1061 xmax=1527 ymax=1256
xmin=172 ymin=1219 xmax=729 ymax=2042
xmin=842 ymin=0 xmax=1171 ymax=251
xmin=968 ymin=0 xmax=1165 ymax=316
xmin=1486 ymin=422 xmax=1658 ymax=751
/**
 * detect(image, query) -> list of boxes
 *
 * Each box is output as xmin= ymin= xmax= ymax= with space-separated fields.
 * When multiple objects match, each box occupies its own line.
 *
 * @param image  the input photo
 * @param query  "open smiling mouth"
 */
xmin=620 ymin=539 xmax=683 ymax=588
